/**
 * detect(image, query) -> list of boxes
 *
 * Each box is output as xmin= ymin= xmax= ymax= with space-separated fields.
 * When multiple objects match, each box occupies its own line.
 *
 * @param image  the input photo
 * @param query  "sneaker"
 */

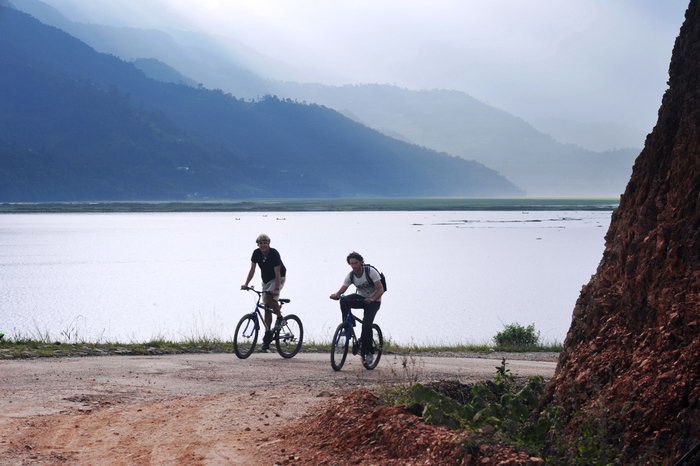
xmin=258 ymin=343 xmax=270 ymax=353
xmin=364 ymin=353 xmax=374 ymax=366
xmin=274 ymin=318 xmax=286 ymax=331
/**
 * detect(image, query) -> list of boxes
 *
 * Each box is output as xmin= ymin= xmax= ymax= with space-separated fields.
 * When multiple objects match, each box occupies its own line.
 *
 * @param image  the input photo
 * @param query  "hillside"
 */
xmin=0 ymin=5 xmax=521 ymax=201
xmin=273 ymin=83 xmax=640 ymax=197
xmin=7 ymin=0 xmax=271 ymax=96
xmin=543 ymin=1 xmax=699 ymax=462
xmin=10 ymin=0 xmax=638 ymax=197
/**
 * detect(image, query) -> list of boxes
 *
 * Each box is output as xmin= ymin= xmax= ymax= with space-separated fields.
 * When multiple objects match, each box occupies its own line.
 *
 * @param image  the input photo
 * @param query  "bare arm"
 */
xmin=365 ymin=280 xmax=384 ymax=303
xmin=330 ymin=284 xmax=350 ymax=300
xmin=272 ymin=265 xmax=282 ymax=296
xmin=241 ymin=262 xmax=256 ymax=289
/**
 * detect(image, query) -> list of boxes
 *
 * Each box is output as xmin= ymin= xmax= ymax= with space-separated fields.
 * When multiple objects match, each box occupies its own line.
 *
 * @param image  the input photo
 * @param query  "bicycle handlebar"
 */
xmin=242 ymin=286 xmax=269 ymax=294
xmin=242 ymin=286 xmax=284 ymax=301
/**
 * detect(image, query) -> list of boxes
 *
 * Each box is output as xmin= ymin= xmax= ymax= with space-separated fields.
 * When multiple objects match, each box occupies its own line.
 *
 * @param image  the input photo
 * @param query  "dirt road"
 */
xmin=1 ymin=352 xmax=556 ymax=465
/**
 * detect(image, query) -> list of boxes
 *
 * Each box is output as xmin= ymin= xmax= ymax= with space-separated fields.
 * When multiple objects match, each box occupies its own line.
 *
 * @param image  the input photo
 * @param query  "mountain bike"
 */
xmin=330 ymin=310 xmax=383 ymax=371
xmin=233 ymin=286 xmax=303 ymax=359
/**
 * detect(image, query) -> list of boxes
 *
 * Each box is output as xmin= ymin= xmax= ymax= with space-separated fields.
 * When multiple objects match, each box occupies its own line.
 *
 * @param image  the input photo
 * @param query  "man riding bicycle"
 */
xmin=329 ymin=252 xmax=384 ymax=366
xmin=241 ymin=234 xmax=286 ymax=352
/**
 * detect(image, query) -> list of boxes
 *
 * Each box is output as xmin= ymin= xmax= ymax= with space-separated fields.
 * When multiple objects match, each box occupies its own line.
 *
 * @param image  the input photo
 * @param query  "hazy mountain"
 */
xmin=0 ymin=6 xmax=521 ymax=201
xmin=271 ymin=83 xmax=640 ymax=197
xmin=131 ymin=58 xmax=196 ymax=87
xmin=7 ymin=0 xmax=272 ymax=97
xmin=8 ymin=0 xmax=639 ymax=197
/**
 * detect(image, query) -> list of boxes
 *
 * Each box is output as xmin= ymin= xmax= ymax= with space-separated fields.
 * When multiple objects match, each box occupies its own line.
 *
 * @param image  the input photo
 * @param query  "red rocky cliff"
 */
xmin=543 ymin=1 xmax=699 ymax=463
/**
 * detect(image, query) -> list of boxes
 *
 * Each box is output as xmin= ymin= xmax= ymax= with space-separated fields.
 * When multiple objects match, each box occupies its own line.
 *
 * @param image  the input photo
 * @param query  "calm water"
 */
xmin=0 ymin=210 xmax=611 ymax=345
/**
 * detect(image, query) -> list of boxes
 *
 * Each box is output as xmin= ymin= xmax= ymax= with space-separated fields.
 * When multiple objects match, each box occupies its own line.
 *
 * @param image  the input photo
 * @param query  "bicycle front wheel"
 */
xmin=275 ymin=314 xmax=303 ymax=358
xmin=363 ymin=324 xmax=384 ymax=370
xmin=233 ymin=313 xmax=258 ymax=359
xmin=330 ymin=323 xmax=351 ymax=371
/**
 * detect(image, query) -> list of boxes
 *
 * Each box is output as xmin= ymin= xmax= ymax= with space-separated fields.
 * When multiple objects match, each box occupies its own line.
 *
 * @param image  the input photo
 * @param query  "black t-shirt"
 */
xmin=251 ymin=248 xmax=286 ymax=283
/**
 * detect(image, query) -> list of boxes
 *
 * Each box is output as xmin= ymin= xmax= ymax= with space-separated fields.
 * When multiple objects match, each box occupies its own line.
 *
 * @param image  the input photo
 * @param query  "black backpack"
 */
xmin=349 ymin=264 xmax=387 ymax=292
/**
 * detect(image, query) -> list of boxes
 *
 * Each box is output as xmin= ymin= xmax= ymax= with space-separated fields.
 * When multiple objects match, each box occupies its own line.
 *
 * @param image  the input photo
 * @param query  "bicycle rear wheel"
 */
xmin=330 ymin=323 xmax=351 ymax=371
xmin=275 ymin=314 xmax=303 ymax=358
xmin=362 ymin=324 xmax=383 ymax=370
xmin=233 ymin=313 xmax=258 ymax=359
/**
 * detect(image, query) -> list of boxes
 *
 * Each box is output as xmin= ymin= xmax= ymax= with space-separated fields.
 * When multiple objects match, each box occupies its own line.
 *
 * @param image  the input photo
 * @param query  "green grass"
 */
xmin=0 ymin=337 xmax=233 ymax=359
xmin=0 ymin=336 xmax=561 ymax=359
xmin=1 ymin=321 xmax=562 ymax=358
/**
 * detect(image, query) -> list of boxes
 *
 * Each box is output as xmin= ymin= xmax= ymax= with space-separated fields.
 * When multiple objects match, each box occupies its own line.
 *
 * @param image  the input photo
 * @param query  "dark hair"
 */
xmin=346 ymin=251 xmax=364 ymax=264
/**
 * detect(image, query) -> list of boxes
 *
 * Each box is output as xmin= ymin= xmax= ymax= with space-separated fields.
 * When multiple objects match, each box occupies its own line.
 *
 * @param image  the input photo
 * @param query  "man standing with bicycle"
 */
xmin=330 ymin=252 xmax=384 ymax=366
xmin=242 ymin=234 xmax=286 ymax=352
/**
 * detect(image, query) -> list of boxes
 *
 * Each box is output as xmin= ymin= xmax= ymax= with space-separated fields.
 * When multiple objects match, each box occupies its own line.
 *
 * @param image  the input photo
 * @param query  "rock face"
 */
xmin=543 ymin=1 xmax=699 ymax=463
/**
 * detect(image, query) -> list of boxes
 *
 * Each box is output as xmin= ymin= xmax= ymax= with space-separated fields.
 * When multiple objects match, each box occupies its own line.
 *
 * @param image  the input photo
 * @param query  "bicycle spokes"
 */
xmin=233 ymin=313 xmax=259 ymax=359
xmin=242 ymin=319 xmax=256 ymax=338
xmin=330 ymin=323 xmax=351 ymax=371
xmin=237 ymin=288 xmax=303 ymax=359
xmin=275 ymin=314 xmax=303 ymax=358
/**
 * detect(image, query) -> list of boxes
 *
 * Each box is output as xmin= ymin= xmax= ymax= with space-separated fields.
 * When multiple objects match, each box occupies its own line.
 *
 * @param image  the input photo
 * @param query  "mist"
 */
xmin=32 ymin=0 xmax=688 ymax=150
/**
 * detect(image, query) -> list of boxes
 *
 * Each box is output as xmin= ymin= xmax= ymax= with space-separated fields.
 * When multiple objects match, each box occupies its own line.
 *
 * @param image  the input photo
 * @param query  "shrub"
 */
xmin=493 ymin=323 xmax=540 ymax=349
xmin=399 ymin=359 xmax=551 ymax=454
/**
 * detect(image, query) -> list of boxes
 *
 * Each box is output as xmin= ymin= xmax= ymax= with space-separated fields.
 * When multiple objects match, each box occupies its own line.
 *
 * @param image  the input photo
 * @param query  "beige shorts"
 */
xmin=262 ymin=277 xmax=286 ymax=305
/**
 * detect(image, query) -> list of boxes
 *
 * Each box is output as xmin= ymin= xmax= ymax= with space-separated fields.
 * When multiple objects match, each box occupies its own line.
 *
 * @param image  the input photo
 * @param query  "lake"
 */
xmin=0 ymin=210 xmax=611 ymax=346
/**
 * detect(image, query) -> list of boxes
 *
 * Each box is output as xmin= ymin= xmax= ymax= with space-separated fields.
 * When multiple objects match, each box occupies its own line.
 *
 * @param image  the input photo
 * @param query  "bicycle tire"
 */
xmin=362 ymin=324 xmax=383 ymax=370
xmin=330 ymin=323 xmax=351 ymax=371
xmin=274 ymin=314 xmax=303 ymax=358
xmin=233 ymin=313 xmax=258 ymax=359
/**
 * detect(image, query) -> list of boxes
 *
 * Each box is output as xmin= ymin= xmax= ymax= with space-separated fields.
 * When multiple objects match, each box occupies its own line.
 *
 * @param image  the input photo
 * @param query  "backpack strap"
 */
xmin=349 ymin=266 xmax=372 ymax=286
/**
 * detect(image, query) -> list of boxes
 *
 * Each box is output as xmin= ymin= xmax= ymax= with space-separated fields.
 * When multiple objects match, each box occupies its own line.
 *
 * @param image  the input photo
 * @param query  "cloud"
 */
xmin=40 ymin=0 xmax=688 ymax=150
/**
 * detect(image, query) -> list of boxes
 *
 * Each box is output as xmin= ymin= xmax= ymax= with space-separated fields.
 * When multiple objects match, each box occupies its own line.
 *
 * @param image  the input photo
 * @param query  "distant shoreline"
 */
xmin=0 ymin=198 xmax=619 ymax=213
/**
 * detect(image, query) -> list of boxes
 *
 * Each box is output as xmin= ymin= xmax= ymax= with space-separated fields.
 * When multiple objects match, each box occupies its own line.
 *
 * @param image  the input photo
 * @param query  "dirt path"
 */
xmin=0 ymin=352 xmax=557 ymax=465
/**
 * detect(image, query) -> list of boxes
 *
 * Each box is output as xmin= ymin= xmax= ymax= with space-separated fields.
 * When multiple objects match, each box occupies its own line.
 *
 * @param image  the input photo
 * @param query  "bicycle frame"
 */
xmin=234 ymin=286 xmax=302 ymax=359
xmin=241 ymin=286 xmax=287 ymax=335
xmin=330 ymin=307 xmax=383 ymax=371
xmin=339 ymin=312 xmax=362 ymax=354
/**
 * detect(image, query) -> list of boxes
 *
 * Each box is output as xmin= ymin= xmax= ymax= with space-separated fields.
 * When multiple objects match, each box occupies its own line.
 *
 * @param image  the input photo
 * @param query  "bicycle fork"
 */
xmin=338 ymin=324 xmax=360 ymax=355
xmin=243 ymin=312 xmax=260 ymax=339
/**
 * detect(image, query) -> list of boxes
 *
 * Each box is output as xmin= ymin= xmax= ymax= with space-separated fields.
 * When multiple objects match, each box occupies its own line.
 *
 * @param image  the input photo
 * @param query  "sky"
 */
xmin=39 ymin=0 xmax=689 ymax=151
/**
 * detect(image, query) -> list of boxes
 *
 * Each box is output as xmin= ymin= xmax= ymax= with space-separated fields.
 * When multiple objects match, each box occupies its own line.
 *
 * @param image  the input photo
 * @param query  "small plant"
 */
xmin=493 ymin=323 xmax=540 ymax=350
xmin=386 ymin=359 xmax=626 ymax=462
xmin=544 ymin=408 xmax=623 ymax=465
xmin=389 ymin=359 xmax=553 ymax=454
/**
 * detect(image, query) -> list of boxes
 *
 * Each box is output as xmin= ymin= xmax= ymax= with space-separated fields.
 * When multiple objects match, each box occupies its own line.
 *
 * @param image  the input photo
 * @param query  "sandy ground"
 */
xmin=0 ymin=352 xmax=556 ymax=465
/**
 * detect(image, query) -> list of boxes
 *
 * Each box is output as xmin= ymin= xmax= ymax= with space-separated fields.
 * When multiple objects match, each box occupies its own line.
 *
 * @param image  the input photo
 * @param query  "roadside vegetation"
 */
xmin=378 ymin=358 xmax=622 ymax=464
xmin=367 ymin=322 xmax=621 ymax=463
xmin=0 ymin=323 xmax=561 ymax=359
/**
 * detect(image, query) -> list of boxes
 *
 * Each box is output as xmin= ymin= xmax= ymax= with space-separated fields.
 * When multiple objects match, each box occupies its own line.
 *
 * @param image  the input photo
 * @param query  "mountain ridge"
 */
xmin=271 ymin=82 xmax=640 ymax=197
xmin=0 ymin=5 xmax=521 ymax=201
xmin=8 ymin=0 xmax=639 ymax=197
